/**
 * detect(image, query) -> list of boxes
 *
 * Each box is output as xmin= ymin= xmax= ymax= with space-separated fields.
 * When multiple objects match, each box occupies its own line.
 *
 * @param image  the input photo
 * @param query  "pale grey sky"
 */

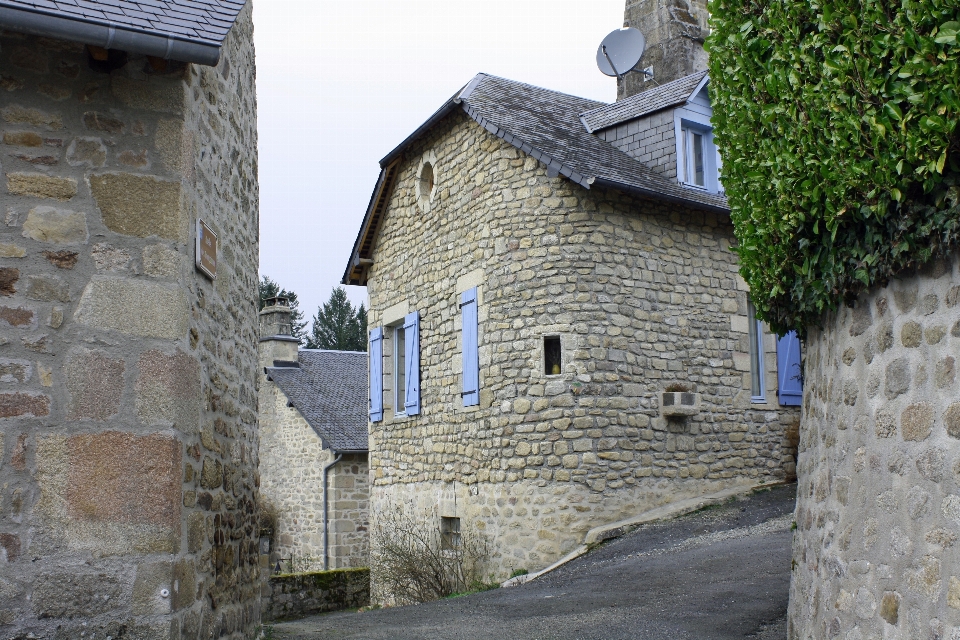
xmin=253 ymin=0 xmax=625 ymax=325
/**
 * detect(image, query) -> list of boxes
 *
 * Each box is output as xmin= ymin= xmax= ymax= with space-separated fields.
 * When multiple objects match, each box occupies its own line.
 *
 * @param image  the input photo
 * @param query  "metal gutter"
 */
xmin=0 ymin=4 xmax=222 ymax=66
xmin=322 ymin=452 xmax=343 ymax=571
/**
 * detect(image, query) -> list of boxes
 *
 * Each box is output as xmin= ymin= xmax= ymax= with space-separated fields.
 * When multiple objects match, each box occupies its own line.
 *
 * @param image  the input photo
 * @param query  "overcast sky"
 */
xmin=253 ymin=0 xmax=625 ymax=325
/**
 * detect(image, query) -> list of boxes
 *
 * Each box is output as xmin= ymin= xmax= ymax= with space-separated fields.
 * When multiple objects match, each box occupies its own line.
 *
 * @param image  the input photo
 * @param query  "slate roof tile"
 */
xmin=460 ymin=74 xmax=727 ymax=212
xmin=0 ymin=0 xmax=245 ymax=45
xmin=265 ymin=350 xmax=368 ymax=453
xmin=579 ymin=71 xmax=709 ymax=133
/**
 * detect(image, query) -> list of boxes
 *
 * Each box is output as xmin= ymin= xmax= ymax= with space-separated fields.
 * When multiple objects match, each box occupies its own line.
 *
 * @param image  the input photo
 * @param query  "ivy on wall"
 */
xmin=706 ymin=0 xmax=960 ymax=334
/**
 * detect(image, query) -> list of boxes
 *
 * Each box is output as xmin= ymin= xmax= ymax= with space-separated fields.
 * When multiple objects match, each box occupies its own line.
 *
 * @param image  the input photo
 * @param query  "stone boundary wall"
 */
xmin=789 ymin=253 xmax=960 ymax=639
xmin=262 ymin=568 xmax=370 ymax=622
xmin=365 ymin=109 xmax=800 ymax=587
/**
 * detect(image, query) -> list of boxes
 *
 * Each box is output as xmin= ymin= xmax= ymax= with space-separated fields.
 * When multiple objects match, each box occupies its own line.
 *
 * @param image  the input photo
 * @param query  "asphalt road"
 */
xmin=271 ymin=483 xmax=796 ymax=640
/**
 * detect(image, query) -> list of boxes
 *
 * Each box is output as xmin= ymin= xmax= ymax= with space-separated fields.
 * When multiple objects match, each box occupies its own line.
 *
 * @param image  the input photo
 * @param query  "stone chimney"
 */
xmin=259 ymin=296 xmax=299 ymax=367
xmin=618 ymin=0 xmax=710 ymax=100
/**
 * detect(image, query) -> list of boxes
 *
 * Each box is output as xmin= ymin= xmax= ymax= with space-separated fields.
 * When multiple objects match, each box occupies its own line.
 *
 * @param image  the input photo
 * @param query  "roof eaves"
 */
xmin=0 ymin=1 xmax=228 ymax=65
xmin=378 ymin=74 xmax=485 ymax=168
xmin=344 ymin=74 xmax=488 ymax=286
xmin=591 ymin=177 xmax=729 ymax=215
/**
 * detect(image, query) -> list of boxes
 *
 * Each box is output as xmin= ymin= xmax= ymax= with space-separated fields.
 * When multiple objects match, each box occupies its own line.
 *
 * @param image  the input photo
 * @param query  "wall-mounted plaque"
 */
xmin=195 ymin=219 xmax=217 ymax=280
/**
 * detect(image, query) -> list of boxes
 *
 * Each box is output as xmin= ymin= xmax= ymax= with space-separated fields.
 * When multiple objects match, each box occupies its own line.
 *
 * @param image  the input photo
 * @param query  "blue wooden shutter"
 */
xmin=777 ymin=331 xmax=802 ymax=406
xmin=461 ymin=288 xmax=479 ymax=407
xmin=403 ymin=311 xmax=421 ymax=416
xmin=369 ymin=328 xmax=383 ymax=421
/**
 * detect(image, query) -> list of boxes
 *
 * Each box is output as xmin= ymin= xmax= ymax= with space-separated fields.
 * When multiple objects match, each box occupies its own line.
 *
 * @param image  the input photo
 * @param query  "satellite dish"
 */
xmin=596 ymin=27 xmax=645 ymax=79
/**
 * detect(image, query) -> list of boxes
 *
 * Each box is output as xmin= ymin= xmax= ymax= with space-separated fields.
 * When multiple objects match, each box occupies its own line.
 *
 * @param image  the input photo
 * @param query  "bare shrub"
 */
xmin=372 ymin=503 xmax=490 ymax=604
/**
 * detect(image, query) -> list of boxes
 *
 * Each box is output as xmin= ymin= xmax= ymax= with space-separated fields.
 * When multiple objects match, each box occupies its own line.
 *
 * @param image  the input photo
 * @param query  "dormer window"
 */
xmin=680 ymin=126 xmax=706 ymax=187
xmin=674 ymin=112 xmax=722 ymax=193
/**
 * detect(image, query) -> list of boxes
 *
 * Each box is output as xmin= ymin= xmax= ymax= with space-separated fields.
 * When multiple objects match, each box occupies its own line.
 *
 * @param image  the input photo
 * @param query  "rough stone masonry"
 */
xmin=0 ymin=5 xmax=262 ymax=638
xmin=789 ymin=253 xmax=960 ymax=639
xmin=364 ymin=109 xmax=800 ymax=590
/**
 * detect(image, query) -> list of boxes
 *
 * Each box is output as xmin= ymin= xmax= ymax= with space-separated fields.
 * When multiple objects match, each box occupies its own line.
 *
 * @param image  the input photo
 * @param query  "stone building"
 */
xmin=0 ymin=2 xmax=262 ymax=637
xmin=788 ymin=256 xmax=960 ymax=638
xmin=342 ymin=1 xmax=802 ymax=587
xmin=258 ymin=300 xmax=369 ymax=572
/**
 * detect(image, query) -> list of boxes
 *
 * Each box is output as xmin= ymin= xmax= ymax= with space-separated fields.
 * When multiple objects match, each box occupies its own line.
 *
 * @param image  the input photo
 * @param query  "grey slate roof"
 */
xmin=458 ymin=73 xmax=727 ymax=212
xmin=345 ymin=72 xmax=728 ymax=285
xmin=0 ymin=0 xmax=245 ymax=46
xmin=265 ymin=350 xmax=368 ymax=453
xmin=579 ymin=71 xmax=709 ymax=133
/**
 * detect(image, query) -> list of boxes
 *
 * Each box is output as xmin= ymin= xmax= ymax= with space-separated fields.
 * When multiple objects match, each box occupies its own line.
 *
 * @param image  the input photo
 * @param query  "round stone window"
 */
xmin=416 ymin=153 xmax=438 ymax=211
xmin=420 ymin=163 xmax=435 ymax=197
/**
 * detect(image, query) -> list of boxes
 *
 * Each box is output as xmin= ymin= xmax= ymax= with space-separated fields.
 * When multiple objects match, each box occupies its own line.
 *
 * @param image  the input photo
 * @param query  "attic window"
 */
xmin=416 ymin=153 xmax=439 ymax=211
xmin=420 ymin=163 xmax=435 ymax=197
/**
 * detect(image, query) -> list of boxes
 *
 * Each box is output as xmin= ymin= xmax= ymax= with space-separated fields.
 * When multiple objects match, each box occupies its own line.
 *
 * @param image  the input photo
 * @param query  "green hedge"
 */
xmin=706 ymin=0 xmax=960 ymax=334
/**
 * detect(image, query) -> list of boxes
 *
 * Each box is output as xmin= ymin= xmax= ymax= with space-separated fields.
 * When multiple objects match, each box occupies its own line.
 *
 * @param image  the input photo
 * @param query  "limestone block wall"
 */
xmin=258 ymin=369 xmax=334 ymax=570
xmin=328 ymin=453 xmax=369 ymax=568
xmin=365 ymin=110 xmax=799 ymax=584
xmin=0 ymin=6 xmax=261 ymax=638
xmin=789 ymin=254 xmax=960 ymax=639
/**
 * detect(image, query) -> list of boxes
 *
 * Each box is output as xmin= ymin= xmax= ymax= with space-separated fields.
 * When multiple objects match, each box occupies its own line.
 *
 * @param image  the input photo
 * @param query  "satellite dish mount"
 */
xmin=596 ymin=27 xmax=652 ymax=81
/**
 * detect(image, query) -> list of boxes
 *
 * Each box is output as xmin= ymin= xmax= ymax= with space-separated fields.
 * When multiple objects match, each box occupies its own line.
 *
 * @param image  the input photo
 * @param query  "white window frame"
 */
xmin=673 ymin=107 xmax=722 ymax=194
xmin=747 ymin=299 xmax=766 ymax=403
xmin=393 ymin=323 xmax=407 ymax=417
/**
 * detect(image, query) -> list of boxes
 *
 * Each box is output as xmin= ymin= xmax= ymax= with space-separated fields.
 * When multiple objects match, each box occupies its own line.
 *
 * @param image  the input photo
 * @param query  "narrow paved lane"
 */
xmin=271 ymin=483 xmax=796 ymax=640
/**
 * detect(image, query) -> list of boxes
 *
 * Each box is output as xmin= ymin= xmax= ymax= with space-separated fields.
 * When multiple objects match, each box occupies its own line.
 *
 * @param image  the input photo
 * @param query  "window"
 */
xmin=747 ymin=299 xmax=765 ymax=402
xmin=681 ymin=126 xmax=706 ymax=187
xmin=394 ymin=324 xmax=406 ymax=415
xmin=440 ymin=517 xmax=461 ymax=550
xmin=673 ymin=107 xmax=722 ymax=193
xmin=544 ymin=336 xmax=561 ymax=375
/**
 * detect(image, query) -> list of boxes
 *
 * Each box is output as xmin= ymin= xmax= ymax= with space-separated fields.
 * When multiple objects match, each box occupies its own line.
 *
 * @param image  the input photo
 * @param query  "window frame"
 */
xmin=747 ymin=299 xmax=766 ymax=403
xmin=673 ymin=107 xmax=722 ymax=194
xmin=393 ymin=323 xmax=407 ymax=417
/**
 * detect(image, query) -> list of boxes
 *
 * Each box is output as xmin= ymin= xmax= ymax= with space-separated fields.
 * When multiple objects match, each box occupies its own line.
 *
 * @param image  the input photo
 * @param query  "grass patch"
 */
xmin=445 ymin=578 xmax=501 ymax=599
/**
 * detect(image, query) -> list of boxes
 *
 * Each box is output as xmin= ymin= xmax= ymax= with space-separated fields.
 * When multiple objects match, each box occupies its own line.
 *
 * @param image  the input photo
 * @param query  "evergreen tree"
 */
xmin=306 ymin=287 xmax=367 ymax=351
xmin=258 ymin=275 xmax=306 ymax=344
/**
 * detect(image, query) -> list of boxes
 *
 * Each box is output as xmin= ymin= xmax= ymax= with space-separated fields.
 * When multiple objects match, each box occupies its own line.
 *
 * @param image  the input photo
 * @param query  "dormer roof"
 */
xmin=579 ymin=71 xmax=710 ymax=133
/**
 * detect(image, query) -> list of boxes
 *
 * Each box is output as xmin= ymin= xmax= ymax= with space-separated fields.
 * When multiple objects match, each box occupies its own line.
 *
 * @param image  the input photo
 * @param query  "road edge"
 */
xmin=501 ymin=480 xmax=793 ymax=588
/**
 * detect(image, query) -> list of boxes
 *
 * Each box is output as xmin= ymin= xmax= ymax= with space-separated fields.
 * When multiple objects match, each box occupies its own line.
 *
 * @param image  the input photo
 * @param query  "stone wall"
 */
xmin=0 ymin=5 xmax=261 ymax=637
xmin=258 ymin=361 xmax=333 ymax=570
xmin=620 ymin=0 xmax=709 ymax=99
xmin=262 ymin=568 xmax=370 ymax=623
xmin=597 ymin=111 xmax=678 ymax=180
xmin=789 ymin=254 xmax=960 ymax=639
xmin=365 ymin=109 xmax=799 ymax=590
xmin=258 ymin=345 xmax=369 ymax=571
xmin=329 ymin=453 xmax=370 ymax=568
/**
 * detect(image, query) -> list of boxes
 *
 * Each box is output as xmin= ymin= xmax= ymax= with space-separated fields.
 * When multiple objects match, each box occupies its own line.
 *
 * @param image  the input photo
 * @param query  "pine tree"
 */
xmin=258 ymin=275 xmax=307 ymax=344
xmin=306 ymin=287 xmax=367 ymax=351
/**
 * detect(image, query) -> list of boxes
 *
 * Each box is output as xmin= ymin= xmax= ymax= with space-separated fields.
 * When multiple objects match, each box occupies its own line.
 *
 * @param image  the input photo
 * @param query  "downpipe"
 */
xmin=322 ymin=453 xmax=342 ymax=571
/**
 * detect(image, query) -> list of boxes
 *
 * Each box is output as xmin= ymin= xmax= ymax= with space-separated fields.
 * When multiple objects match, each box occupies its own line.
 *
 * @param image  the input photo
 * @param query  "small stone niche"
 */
xmin=544 ymin=336 xmax=562 ymax=375
xmin=661 ymin=391 xmax=701 ymax=417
